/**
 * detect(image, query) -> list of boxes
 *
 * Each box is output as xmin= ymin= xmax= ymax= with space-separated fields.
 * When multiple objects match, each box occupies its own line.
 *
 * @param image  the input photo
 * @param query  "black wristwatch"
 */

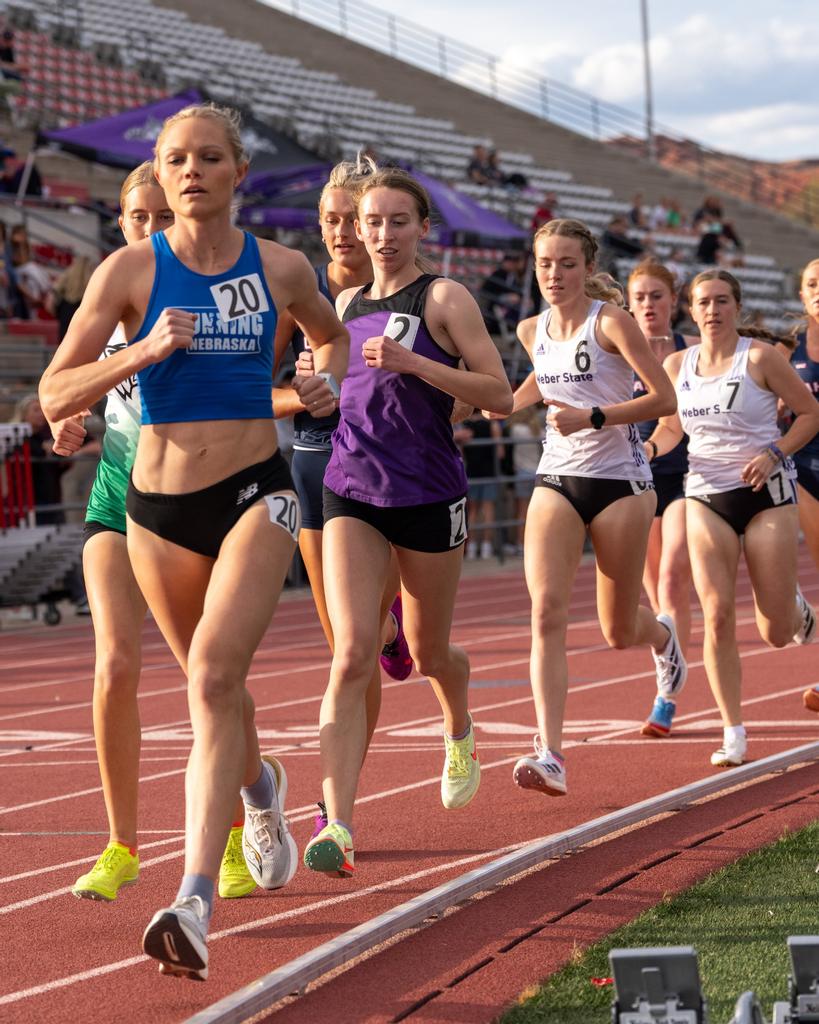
xmin=589 ymin=406 xmax=606 ymax=430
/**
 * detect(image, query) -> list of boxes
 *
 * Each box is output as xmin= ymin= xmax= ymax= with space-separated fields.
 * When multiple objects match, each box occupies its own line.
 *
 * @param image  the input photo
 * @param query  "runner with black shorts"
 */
xmin=647 ymin=269 xmax=819 ymax=766
xmin=499 ymin=219 xmax=683 ymax=798
xmin=628 ymin=258 xmax=697 ymax=738
xmin=302 ymin=165 xmax=513 ymax=877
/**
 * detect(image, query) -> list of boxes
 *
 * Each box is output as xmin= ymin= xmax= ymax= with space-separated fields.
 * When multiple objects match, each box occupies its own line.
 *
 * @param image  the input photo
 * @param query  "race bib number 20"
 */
xmin=210 ymin=273 xmax=270 ymax=323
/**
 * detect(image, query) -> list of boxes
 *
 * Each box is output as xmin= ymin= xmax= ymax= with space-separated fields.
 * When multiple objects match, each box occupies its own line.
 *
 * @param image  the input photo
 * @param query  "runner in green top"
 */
xmin=50 ymin=163 xmax=255 ymax=902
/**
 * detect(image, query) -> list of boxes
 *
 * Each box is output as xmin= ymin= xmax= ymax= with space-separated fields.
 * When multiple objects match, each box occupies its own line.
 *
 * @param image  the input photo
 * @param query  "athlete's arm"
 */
xmin=596 ymin=305 xmax=677 ymax=424
xmin=270 ymin=308 xmax=309 ymax=419
xmin=362 ymin=279 xmax=513 ymax=415
xmin=39 ymin=246 xmax=194 ymax=421
xmin=739 ymin=343 xmax=819 ymax=491
xmin=483 ymin=319 xmax=542 ymax=419
xmin=646 ymin=350 xmax=685 ymax=458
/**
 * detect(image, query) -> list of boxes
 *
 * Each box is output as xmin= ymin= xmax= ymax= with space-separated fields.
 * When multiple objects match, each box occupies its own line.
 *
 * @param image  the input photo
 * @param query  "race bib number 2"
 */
xmin=384 ymin=312 xmax=421 ymax=351
xmin=210 ymin=273 xmax=270 ymax=323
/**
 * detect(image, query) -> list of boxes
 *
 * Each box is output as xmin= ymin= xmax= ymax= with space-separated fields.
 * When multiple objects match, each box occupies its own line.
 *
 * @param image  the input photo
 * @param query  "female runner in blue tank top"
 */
xmin=271 ymin=162 xmax=410 ymax=836
xmin=40 ymin=103 xmax=349 ymax=981
xmin=646 ymin=269 xmax=818 ymax=767
xmin=302 ymin=166 xmax=513 ymax=878
xmin=779 ymin=257 xmax=819 ymax=711
xmin=628 ymin=259 xmax=697 ymax=739
xmin=500 ymin=219 xmax=682 ymax=799
xmin=49 ymin=164 xmax=257 ymax=904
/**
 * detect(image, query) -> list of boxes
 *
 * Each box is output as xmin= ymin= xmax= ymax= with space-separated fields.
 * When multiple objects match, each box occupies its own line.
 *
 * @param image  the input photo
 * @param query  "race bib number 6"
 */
xmin=210 ymin=273 xmax=270 ymax=323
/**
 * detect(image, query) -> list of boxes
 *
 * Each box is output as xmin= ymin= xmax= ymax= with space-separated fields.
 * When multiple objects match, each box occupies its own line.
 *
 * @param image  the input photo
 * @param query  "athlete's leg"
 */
xmin=642 ymin=516 xmax=662 ymax=614
xmin=743 ymin=505 xmax=802 ymax=646
xmin=523 ymin=488 xmax=586 ymax=754
xmin=320 ymin=516 xmax=392 ymax=826
xmin=589 ymin=490 xmax=670 ymax=652
xmin=797 ymin=483 xmax=819 ymax=571
xmin=83 ymin=532 xmax=148 ymax=849
xmin=302 ymin=523 xmax=397 ymax=750
xmin=299 ymin=527 xmax=334 ymax=647
xmin=128 ymin=504 xmax=295 ymax=882
xmin=685 ymin=500 xmax=742 ymax=726
xmin=656 ymin=498 xmax=693 ymax=654
xmin=394 ymin=543 xmax=468 ymax=735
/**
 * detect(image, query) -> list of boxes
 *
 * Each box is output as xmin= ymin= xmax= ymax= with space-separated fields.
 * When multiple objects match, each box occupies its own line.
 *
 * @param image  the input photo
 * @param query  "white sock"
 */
xmin=724 ymin=725 xmax=746 ymax=745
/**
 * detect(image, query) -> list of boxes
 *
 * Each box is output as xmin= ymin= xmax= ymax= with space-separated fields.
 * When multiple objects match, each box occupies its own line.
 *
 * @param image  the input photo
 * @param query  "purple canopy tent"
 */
xmin=37 ymin=90 xmax=325 ymax=189
xmin=237 ymin=164 xmax=527 ymax=249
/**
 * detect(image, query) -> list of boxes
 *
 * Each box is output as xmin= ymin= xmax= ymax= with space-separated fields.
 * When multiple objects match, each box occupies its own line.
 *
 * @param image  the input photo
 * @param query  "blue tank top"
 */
xmin=634 ymin=332 xmax=688 ymax=476
xmin=324 ymin=274 xmax=467 ymax=506
xmin=792 ymin=331 xmax=819 ymax=463
xmin=131 ymin=231 xmax=277 ymax=424
xmin=291 ymin=263 xmax=340 ymax=450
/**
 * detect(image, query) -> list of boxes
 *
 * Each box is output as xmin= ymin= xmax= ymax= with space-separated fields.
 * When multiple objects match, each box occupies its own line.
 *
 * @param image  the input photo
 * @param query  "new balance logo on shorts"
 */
xmin=236 ymin=482 xmax=259 ymax=505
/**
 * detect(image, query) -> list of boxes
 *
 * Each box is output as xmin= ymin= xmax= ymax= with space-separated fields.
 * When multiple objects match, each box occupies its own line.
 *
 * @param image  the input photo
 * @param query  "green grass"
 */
xmin=498 ymin=820 xmax=819 ymax=1024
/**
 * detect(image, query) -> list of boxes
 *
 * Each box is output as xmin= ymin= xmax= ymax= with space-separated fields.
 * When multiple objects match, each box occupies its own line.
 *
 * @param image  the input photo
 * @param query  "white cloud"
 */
xmin=673 ymin=103 xmax=819 ymax=161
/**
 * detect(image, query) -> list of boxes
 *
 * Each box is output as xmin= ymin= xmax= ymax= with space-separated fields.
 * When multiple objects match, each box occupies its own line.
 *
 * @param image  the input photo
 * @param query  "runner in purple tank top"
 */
xmin=303 ymin=166 xmax=513 ymax=878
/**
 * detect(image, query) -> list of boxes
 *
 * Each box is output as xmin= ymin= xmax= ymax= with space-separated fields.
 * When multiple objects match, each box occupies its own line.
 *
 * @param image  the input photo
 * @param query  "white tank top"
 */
xmin=533 ymin=300 xmax=651 ymax=481
xmin=678 ymin=337 xmax=794 ymax=495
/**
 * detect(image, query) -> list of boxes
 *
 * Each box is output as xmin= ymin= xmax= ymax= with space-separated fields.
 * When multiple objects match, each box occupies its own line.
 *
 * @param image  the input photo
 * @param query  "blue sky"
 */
xmin=297 ymin=0 xmax=818 ymax=162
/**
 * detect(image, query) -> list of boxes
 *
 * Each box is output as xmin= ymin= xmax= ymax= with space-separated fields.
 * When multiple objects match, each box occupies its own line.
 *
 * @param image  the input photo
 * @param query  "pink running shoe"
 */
xmin=379 ymin=594 xmax=412 ymax=680
xmin=311 ymin=801 xmax=328 ymax=840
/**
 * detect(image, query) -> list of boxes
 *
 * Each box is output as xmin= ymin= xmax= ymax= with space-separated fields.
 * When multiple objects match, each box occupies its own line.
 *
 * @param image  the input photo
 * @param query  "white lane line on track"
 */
xmin=0 ymin=838 xmax=534 ymax=1006
xmin=0 ymin=835 xmax=184 ymax=885
xmin=1 ymin=676 xmax=815 ymax=912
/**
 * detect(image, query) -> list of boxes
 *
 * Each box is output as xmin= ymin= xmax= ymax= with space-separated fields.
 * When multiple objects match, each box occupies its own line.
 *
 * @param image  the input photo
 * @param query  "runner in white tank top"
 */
xmin=498 ymin=219 xmax=683 ymax=798
xmin=647 ymin=270 xmax=819 ymax=770
xmin=534 ymin=299 xmax=651 ymax=481
xmin=679 ymin=337 xmax=796 ymax=496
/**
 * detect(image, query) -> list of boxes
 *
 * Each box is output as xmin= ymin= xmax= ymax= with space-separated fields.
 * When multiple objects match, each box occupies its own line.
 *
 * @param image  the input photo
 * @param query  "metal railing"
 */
xmin=263 ymin=0 xmax=819 ymax=229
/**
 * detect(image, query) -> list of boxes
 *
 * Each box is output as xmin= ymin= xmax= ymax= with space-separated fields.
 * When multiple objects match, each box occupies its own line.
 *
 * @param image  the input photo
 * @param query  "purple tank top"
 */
xmin=324 ymin=274 xmax=467 ymax=506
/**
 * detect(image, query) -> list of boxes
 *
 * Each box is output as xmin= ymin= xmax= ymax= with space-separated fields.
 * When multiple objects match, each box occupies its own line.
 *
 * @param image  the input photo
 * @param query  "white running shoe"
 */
xmin=653 ymin=614 xmax=687 ymax=698
xmin=794 ymin=587 xmax=816 ymax=645
xmin=242 ymin=755 xmax=298 ymax=890
xmin=513 ymin=736 xmax=567 ymax=796
xmin=142 ymin=895 xmax=209 ymax=981
xmin=710 ymin=734 xmax=747 ymax=768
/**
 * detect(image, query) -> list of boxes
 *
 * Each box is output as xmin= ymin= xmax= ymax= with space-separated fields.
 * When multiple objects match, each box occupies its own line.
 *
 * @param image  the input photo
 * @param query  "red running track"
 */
xmin=0 ymin=552 xmax=817 ymax=1024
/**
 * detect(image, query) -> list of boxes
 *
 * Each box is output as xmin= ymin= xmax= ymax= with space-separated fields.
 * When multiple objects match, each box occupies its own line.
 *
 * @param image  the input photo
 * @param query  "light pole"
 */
xmin=639 ymin=0 xmax=656 ymax=162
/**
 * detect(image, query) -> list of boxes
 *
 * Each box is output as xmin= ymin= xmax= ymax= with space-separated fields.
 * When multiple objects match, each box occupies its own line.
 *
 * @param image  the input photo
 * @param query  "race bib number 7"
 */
xmin=210 ymin=274 xmax=270 ymax=323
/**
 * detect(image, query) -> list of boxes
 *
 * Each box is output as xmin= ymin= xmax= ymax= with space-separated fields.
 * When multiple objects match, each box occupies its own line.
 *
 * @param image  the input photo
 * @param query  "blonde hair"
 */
xmin=52 ymin=255 xmax=95 ymax=305
xmin=533 ymin=218 xmax=623 ymax=305
xmin=318 ymin=155 xmax=376 ymax=216
xmin=119 ymin=160 xmax=161 ymax=211
xmin=627 ymin=258 xmax=677 ymax=298
xmin=154 ymin=103 xmax=246 ymax=165
xmin=792 ymin=258 xmax=819 ymax=339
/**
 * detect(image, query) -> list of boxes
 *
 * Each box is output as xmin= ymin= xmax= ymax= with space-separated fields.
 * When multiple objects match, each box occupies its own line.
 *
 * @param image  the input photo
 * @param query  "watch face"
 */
xmin=591 ymin=408 xmax=605 ymax=429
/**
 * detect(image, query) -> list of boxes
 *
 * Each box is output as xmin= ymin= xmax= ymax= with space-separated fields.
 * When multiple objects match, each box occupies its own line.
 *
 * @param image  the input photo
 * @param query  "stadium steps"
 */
xmin=158 ymin=0 xmax=819 ymax=273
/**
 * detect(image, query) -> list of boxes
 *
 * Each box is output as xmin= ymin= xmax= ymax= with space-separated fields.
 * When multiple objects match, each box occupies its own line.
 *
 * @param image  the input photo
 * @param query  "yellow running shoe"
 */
xmin=441 ymin=714 xmax=481 ymax=809
xmin=303 ymin=822 xmax=354 ymax=878
xmin=72 ymin=841 xmax=139 ymax=902
xmin=218 ymin=825 xmax=257 ymax=899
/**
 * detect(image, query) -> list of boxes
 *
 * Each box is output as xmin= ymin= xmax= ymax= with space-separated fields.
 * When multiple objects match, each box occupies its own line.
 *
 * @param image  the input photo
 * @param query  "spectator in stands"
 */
xmin=466 ymin=144 xmax=499 ymax=186
xmin=600 ymin=215 xmax=646 ymax=277
xmin=479 ymin=250 xmax=527 ymax=333
xmin=10 ymin=225 xmax=51 ymax=317
xmin=454 ymin=411 xmax=504 ymax=559
xmin=47 ymin=255 xmax=96 ymax=341
xmin=487 ymin=149 xmax=528 ymax=190
xmin=530 ymin=191 xmax=558 ymax=234
xmin=692 ymin=195 xmax=743 ymax=250
xmin=647 ymin=197 xmax=671 ymax=231
xmin=0 ymin=150 xmax=43 ymax=197
xmin=629 ymin=192 xmax=646 ymax=228
xmin=695 ymin=224 xmax=724 ymax=265
xmin=13 ymin=393 xmax=65 ymax=525
xmin=666 ymin=198 xmax=684 ymax=230
xmin=0 ymin=24 xmax=21 ymax=81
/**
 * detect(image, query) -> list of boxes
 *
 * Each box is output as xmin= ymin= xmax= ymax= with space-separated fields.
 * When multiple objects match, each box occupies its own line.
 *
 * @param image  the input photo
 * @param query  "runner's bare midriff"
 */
xmin=132 ymin=418 xmax=279 ymax=493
